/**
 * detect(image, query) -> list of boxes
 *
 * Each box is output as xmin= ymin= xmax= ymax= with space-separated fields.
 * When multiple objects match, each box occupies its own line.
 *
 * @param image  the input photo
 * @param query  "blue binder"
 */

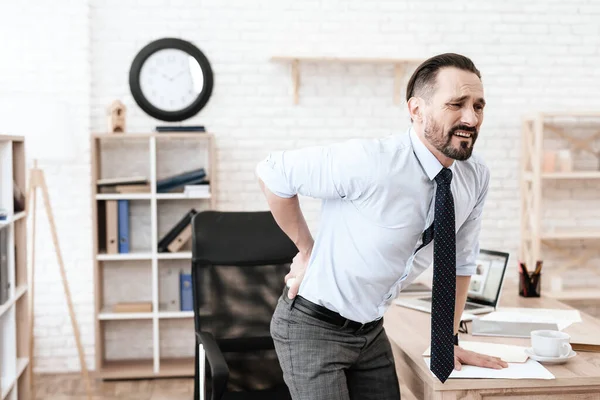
xmin=117 ymin=200 xmax=130 ymax=253
xmin=180 ymin=271 xmax=193 ymax=311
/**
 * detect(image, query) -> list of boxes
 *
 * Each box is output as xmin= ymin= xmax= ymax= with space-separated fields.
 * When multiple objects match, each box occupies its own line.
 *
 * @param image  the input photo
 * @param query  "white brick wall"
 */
xmin=1 ymin=0 xmax=600 ymax=372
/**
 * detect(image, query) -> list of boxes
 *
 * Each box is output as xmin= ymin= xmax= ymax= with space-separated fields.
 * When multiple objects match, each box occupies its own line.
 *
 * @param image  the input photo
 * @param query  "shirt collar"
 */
xmin=408 ymin=126 xmax=451 ymax=181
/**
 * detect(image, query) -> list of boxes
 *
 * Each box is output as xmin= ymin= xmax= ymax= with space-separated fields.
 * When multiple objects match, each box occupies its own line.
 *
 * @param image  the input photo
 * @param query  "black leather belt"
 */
xmin=292 ymin=293 xmax=382 ymax=332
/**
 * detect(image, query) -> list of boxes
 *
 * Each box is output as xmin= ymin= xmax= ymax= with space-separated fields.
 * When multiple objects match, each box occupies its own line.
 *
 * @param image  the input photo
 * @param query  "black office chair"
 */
xmin=191 ymin=210 xmax=297 ymax=400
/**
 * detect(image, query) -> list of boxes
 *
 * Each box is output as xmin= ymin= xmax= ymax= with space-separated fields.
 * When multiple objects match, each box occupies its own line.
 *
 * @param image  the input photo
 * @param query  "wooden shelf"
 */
xmin=155 ymin=192 xmax=211 ymax=200
xmin=0 ymin=285 xmax=27 ymax=319
xmin=0 ymin=135 xmax=29 ymax=400
xmin=0 ymin=211 xmax=26 ymax=227
xmin=92 ymin=133 xmax=216 ymax=379
xmin=270 ymin=55 xmax=423 ymax=105
xmin=96 ymin=193 xmax=152 ymax=200
xmin=98 ymin=306 xmax=153 ymax=321
xmin=544 ymin=171 xmax=600 ymax=179
xmin=520 ymin=114 xmax=600 ymax=298
xmin=99 ymin=357 xmax=194 ymax=379
xmin=96 ymin=252 xmax=153 ymax=261
xmin=158 ymin=311 xmax=194 ymax=319
xmin=157 ymin=252 xmax=191 ymax=260
xmin=92 ymin=133 xmax=213 ymax=140
xmin=541 ymin=229 xmax=600 ymax=240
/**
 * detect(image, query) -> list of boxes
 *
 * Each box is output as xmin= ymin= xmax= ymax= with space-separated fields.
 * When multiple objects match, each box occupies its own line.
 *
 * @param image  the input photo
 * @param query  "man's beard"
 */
xmin=424 ymin=118 xmax=478 ymax=161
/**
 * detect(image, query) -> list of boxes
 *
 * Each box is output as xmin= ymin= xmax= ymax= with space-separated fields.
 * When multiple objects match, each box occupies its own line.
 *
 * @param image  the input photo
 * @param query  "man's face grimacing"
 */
xmin=422 ymin=67 xmax=485 ymax=161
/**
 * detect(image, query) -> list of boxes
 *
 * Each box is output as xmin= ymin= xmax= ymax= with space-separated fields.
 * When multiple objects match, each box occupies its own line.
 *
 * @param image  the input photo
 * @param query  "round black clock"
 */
xmin=129 ymin=38 xmax=214 ymax=122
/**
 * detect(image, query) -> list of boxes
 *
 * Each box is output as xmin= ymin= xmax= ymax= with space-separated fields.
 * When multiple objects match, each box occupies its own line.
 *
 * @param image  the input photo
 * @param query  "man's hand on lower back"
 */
xmin=285 ymin=247 xmax=312 ymax=299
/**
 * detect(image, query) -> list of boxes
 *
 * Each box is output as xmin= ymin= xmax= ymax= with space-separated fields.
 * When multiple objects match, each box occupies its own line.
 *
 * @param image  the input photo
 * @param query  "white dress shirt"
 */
xmin=255 ymin=127 xmax=490 ymax=323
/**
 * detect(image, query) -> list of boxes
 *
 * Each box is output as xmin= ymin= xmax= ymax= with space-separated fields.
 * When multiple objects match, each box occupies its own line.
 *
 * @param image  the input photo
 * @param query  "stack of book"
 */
xmin=157 ymin=168 xmax=207 ymax=193
xmin=103 ymin=199 xmax=130 ymax=254
xmin=97 ymin=176 xmax=150 ymax=194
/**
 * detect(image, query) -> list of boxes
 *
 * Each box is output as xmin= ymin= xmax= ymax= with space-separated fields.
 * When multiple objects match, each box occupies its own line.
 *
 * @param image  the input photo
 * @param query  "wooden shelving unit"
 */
xmin=0 ymin=135 xmax=30 ymax=400
xmin=520 ymin=113 xmax=600 ymax=300
xmin=91 ymin=132 xmax=216 ymax=379
xmin=270 ymin=55 xmax=424 ymax=105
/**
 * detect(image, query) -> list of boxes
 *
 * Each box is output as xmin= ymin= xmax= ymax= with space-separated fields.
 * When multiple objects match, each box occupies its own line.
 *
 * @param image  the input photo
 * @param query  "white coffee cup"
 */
xmin=531 ymin=330 xmax=572 ymax=358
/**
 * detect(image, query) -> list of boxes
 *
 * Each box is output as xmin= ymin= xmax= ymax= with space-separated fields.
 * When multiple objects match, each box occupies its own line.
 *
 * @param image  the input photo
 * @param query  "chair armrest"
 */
xmin=197 ymin=331 xmax=229 ymax=400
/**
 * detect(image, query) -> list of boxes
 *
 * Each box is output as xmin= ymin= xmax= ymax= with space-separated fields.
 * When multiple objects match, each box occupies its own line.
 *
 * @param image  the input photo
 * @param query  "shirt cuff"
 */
xmin=255 ymin=155 xmax=296 ymax=199
xmin=456 ymin=264 xmax=477 ymax=276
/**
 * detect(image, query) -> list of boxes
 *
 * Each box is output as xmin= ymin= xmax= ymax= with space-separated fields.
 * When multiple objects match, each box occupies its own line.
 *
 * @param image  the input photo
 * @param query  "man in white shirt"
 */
xmin=256 ymin=53 xmax=508 ymax=400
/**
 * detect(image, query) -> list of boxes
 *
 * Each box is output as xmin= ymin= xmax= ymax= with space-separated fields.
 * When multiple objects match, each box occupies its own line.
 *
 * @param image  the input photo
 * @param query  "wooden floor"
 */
xmin=33 ymin=374 xmax=194 ymax=400
xmin=33 ymin=373 xmax=415 ymax=400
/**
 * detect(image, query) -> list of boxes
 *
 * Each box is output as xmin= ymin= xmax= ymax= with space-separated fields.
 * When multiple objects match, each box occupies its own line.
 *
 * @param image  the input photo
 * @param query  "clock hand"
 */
xmin=170 ymin=70 xmax=187 ymax=81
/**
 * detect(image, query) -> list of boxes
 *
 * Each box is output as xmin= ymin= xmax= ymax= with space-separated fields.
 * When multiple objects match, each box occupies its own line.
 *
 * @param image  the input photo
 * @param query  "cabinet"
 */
xmin=0 ymin=135 xmax=29 ymax=400
xmin=91 ymin=132 xmax=216 ymax=378
xmin=520 ymin=113 xmax=600 ymax=300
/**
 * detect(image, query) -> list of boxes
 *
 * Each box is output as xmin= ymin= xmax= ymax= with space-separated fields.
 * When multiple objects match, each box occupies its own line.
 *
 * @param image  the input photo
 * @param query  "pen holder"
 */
xmin=519 ymin=271 xmax=541 ymax=298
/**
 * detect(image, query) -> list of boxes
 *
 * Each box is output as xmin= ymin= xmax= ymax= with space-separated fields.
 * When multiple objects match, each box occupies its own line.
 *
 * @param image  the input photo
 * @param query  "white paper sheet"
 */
xmin=482 ymin=308 xmax=582 ymax=331
xmin=423 ymin=341 xmax=529 ymax=363
xmin=423 ymin=358 xmax=555 ymax=380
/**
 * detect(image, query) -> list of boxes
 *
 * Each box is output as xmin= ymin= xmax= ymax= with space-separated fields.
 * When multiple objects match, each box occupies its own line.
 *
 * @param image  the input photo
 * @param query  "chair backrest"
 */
xmin=191 ymin=210 xmax=297 ymax=392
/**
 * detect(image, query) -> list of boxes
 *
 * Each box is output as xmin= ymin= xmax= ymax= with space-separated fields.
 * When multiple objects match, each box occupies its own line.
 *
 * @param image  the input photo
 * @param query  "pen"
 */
xmin=533 ymin=260 xmax=543 ymax=276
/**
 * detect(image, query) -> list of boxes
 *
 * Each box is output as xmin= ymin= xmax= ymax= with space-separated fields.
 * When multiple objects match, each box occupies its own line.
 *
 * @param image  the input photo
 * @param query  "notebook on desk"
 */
xmin=394 ymin=249 xmax=510 ymax=315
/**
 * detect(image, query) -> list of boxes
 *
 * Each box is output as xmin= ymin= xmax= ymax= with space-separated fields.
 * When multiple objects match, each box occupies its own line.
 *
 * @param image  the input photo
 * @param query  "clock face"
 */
xmin=139 ymin=48 xmax=205 ymax=112
xmin=129 ymin=38 xmax=214 ymax=122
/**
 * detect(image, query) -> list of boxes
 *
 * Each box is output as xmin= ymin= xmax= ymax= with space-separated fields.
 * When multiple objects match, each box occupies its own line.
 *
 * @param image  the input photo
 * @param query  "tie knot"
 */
xmin=435 ymin=168 xmax=453 ymax=186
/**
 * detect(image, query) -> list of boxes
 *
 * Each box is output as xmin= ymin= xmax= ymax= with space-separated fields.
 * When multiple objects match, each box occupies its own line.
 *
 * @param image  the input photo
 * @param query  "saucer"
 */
xmin=525 ymin=347 xmax=576 ymax=364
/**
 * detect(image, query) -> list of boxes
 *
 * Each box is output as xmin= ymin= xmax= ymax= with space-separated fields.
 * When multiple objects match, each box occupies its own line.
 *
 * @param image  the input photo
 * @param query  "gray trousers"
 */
xmin=270 ymin=288 xmax=401 ymax=400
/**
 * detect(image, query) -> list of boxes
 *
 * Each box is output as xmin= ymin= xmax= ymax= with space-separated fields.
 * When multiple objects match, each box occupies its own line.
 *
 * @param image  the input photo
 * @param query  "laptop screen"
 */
xmin=467 ymin=249 xmax=509 ymax=306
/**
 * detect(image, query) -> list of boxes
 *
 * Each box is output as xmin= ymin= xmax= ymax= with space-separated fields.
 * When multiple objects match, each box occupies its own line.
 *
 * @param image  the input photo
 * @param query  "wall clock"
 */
xmin=129 ymin=38 xmax=214 ymax=122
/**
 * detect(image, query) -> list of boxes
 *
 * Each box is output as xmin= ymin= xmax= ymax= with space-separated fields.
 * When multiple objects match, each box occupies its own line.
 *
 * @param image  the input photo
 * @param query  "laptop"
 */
xmin=393 ymin=249 xmax=510 ymax=315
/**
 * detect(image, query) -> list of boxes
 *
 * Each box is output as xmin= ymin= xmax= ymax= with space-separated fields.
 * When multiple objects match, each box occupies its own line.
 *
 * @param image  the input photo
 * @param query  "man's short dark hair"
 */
xmin=406 ymin=53 xmax=481 ymax=102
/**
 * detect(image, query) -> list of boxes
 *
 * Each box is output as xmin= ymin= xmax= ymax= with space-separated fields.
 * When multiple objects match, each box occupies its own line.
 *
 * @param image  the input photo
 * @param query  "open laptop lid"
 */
xmin=465 ymin=249 xmax=510 ymax=308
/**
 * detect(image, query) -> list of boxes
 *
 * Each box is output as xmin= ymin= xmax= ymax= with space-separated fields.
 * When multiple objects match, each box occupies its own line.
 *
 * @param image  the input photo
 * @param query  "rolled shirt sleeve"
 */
xmin=455 ymin=164 xmax=490 ymax=276
xmin=255 ymin=139 xmax=375 ymax=201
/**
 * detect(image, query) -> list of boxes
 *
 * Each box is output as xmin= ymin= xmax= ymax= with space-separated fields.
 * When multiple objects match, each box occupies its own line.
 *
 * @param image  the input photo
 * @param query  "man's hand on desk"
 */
xmin=454 ymin=346 xmax=509 ymax=371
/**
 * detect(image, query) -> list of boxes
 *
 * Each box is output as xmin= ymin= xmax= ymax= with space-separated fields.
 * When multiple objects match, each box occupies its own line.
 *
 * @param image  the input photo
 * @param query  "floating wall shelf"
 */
xmin=270 ymin=56 xmax=424 ymax=105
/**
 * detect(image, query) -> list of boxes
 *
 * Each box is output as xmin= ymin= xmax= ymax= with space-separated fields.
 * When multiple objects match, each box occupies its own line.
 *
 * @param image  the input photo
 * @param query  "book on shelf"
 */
xmin=0 ymin=226 xmax=9 ymax=305
xmin=97 ymin=176 xmax=148 ymax=186
xmin=106 ymin=200 xmax=119 ymax=254
xmin=157 ymin=168 xmax=206 ymax=193
xmin=112 ymin=302 xmax=152 ymax=313
xmin=118 ymin=200 xmax=129 ymax=253
xmin=159 ymin=269 xmax=181 ymax=311
xmin=157 ymin=209 xmax=197 ymax=253
xmin=99 ymin=183 xmax=151 ymax=194
xmin=180 ymin=271 xmax=193 ymax=311
xmin=155 ymin=125 xmax=206 ymax=132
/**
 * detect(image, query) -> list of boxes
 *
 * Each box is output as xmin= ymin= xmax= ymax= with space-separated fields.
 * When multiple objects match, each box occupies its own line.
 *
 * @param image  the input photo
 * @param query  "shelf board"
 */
xmin=157 ymin=252 xmax=191 ymax=260
xmin=271 ymin=55 xmax=424 ymax=64
xmin=542 ymin=171 xmax=600 ymax=179
xmin=541 ymin=229 xmax=600 ymax=240
xmin=96 ymin=193 xmax=152 ymax=200
xmin=16 ymin=358 xmax=29 ymax=379
xmin=0 ymin=358 xmax=26 ymax=400
xmin=158 ymin=311 xmax=194 ymax=319
xmin=97 ymin=252 xmax=153 ymax=261
xmin=155 ymin=192 xmax=211 ymax=200
xmin=92 ymin=133 xmax=213 ymax=140
xmin=0 ymin=211 xmax=26 ymax=227
xmin=98 ymin=306 xmax=153 ymax=320
xmin=1 ymin=376 xmax=14 ymax=400
xmin=99 ymin=357 xmax=194 ymax=379
xmin=0 ymin=285 xmax=27 ymax=319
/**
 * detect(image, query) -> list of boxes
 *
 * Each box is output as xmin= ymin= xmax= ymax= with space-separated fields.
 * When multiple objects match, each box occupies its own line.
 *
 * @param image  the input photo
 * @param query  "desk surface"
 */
xmin=383 ymin=285 xmax=600 ymax=399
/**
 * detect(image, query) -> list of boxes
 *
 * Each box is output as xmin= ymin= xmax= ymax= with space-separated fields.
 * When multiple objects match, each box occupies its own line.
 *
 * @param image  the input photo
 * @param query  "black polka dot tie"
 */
xmin=430 ymin=167 xmax=456 ymax=383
